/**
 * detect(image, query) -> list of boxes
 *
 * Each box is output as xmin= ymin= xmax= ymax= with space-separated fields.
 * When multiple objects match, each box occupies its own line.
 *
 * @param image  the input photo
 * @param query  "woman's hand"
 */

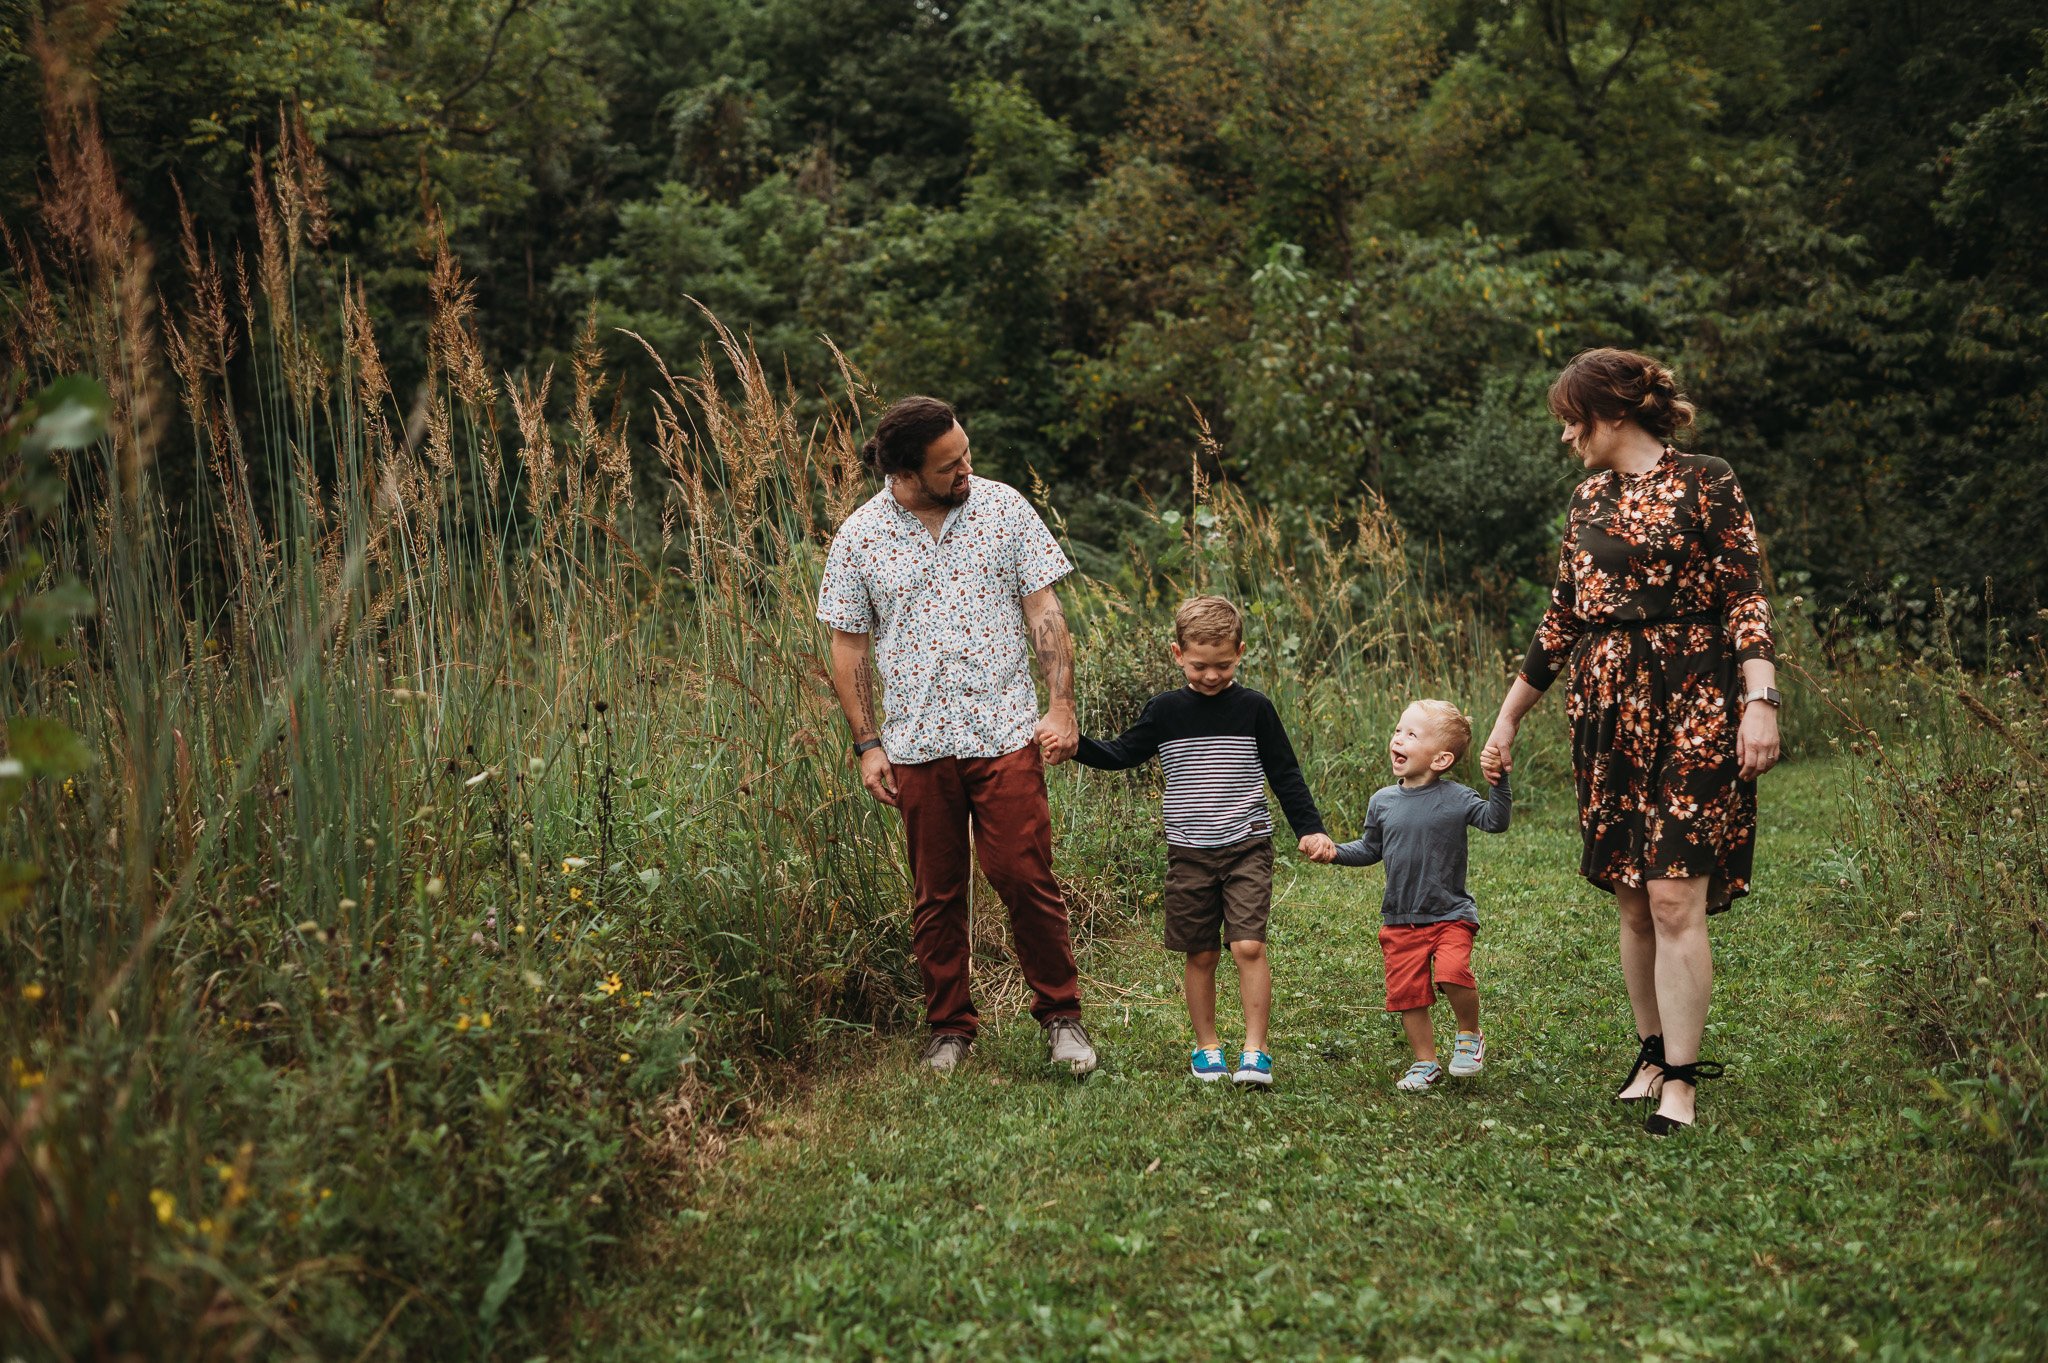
xmin=1481 ymin=718 xmax=1517 ymax=778
xmin=1736 ymin=701 xmax=1780 ymax=781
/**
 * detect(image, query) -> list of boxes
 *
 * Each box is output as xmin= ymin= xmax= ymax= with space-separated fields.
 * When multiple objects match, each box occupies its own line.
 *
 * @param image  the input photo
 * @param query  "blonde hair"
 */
xmin=1412 ymin=699 xmax=1472 ymax=761
xmin=1174 ymin=594 xmax=1243 ymax=647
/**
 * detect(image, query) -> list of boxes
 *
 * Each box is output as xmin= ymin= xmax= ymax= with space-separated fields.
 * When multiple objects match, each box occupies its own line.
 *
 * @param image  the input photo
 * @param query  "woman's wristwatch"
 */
xmin=1739 ymin=687 xmax=1782 ymax=709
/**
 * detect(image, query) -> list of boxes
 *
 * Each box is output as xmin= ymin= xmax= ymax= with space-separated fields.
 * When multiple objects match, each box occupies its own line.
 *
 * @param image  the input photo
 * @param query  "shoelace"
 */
xmin=1195 ymin=1047 xmax=1225 ymax=1065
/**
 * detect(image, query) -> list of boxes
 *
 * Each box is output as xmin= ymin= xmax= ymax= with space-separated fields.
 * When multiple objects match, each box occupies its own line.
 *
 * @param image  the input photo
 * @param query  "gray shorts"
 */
xmin=1162 ymin=836 xmax=1273 ymax=953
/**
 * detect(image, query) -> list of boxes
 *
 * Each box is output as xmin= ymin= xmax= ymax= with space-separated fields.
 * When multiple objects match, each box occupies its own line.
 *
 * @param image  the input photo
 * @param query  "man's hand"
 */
xmin=859 ymin=745 xmax=899 ymax=807
xmin=1298 ymin=833 xmax=1337 ymax=864
xmin=1034 ymin=705 xmax=1079 ymax=766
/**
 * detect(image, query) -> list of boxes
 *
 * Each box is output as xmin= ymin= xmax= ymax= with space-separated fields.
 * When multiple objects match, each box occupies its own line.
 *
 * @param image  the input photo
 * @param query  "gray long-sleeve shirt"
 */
xmin=1331 ymin=774 xmax=1512 ymax=926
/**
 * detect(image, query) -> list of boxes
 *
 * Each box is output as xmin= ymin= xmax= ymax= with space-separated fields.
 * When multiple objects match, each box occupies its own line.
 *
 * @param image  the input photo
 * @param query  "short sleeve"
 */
xmin=816 ymin=529 xmax=874 ymax=633
xmin=1009 ymin=489 xmax=1073 ymax=597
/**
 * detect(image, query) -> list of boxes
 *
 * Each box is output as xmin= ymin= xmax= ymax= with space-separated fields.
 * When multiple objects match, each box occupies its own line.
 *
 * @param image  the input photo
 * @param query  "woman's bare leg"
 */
xmin=1647 ymin=875 xmax=1713 ymax=1124
xmin=1614 ymin=883 xmax=1663 ymax=1100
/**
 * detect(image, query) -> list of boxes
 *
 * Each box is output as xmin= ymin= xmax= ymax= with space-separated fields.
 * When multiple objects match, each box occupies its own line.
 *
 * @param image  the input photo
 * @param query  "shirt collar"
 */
xmin=883 ymin=475 xmax=972 ymax=542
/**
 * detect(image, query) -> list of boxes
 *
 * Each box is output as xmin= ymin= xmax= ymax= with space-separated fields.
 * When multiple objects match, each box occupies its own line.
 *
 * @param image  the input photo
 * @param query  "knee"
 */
xmin=1647 ymin=882 xmax=1705 ymax=936
xmin=1186 ymin=948 xmax=1221 ymax=971
xmin=1229 ymin=938 xmax=1267 ymax=965
xmin=1615 ymin=893 xmax=1655 ymax=938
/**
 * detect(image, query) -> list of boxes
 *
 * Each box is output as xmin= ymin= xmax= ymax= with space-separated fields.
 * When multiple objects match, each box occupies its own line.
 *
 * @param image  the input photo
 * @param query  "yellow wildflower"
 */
xmin=478 ymin=1012 xmax=493 ymax=1030
xmin=319 ymin=1187 xmax=332 ymax=1200
xmin=618 ymin=1052 xmax=633 ymax=1064
xmin=150 ymin=1189 xmax=177 ymax=1225
xmin=599 ymin=973 xmax=622 ymax=996
xmin=569 ymin=887 xmax=583 ymax=901
xmin=455 ymin=1014 xmax=472 ymax=1032
xmin=20 ymin=983 xmax=43 ymax=1003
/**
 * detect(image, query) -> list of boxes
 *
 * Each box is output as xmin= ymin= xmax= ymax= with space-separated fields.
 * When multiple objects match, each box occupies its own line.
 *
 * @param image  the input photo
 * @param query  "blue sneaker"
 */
xmin=1190 ymin=1045 xmax=1229 ymax=1082
xmin=1396 ymin=1060 xmax=1444 ymax=1092
xmin=1233 ymin=1048 xmax=1274 ymax=1087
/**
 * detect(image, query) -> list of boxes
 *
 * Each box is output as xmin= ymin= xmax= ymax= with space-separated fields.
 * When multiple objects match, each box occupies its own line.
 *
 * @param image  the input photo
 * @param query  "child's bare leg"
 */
xmin=1441 ymin=982 xmax=1479 ymax=1035
xmin=1184 ymin=949 xmax=1222 ymax=1050
xmin=1400 ymin=1006 xmax=1437 ymax=1063
xmin=1229 ymin=938 xmax=1271 ymax=1052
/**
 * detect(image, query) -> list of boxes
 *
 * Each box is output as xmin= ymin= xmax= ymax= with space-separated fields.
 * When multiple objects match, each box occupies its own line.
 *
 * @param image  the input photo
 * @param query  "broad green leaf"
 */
xmin=20 ymin=581 xmax=95 ymax=664
xmin=6 ymin=716 xmax=95 ymax=778
xmin=478 ymin=1228 xmax=527 ymax=1325
xmin=21 ymin=376 xmax=111 ymax=455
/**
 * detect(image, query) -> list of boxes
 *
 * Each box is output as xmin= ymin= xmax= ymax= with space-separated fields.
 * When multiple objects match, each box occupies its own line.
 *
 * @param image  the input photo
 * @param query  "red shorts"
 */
xmin=1379 ymin=920 xmax=1478 ymax=1012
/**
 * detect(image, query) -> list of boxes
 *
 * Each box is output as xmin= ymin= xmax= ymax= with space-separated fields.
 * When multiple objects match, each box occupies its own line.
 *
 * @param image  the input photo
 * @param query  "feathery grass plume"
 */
xmin=424 ymin=206 xmax=501 ymax=491
xmin=280 ymin=105 xmax=331 ymax=249
xmin=1 ymin=220 xmax=70 ymax=372
xmin=32 ymin=22 xmax=162 ymax=502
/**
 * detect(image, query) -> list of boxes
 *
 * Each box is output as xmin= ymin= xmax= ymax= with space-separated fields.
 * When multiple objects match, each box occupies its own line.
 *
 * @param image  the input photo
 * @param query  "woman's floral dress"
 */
xmin=1520 ymin=448 xmax=1774 ymax=911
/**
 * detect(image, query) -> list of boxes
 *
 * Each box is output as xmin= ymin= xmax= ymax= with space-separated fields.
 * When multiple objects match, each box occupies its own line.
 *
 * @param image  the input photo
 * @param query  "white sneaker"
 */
xmin=1448 ymin=1031 xmax=1486 ymax=1077
xmin=1046 ymin=1017 xmax=1097 ymax=1077
xmin=920 ymin=1034 xmax=972 ymax=1074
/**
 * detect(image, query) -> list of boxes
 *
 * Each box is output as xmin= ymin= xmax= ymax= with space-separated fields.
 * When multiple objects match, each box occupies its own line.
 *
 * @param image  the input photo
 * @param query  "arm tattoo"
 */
xmin=854 ymin=663 xmax=879 ymax=741
xmin=1031 ymin=595 xmax=1075 ymax=706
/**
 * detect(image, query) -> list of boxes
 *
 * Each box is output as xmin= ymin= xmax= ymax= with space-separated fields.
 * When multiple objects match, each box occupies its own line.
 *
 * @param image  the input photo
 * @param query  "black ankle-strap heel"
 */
xmin=1643 ymin=1060 xmax=1726 ymax=1135
xmin=1614 ymin=1033 xmax=1665 ymax=1103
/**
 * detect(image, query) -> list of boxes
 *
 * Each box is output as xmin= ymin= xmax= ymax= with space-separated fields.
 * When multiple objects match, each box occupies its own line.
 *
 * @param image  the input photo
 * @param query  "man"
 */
xmin=817 ymin=395 xmax=1098 ymax=1076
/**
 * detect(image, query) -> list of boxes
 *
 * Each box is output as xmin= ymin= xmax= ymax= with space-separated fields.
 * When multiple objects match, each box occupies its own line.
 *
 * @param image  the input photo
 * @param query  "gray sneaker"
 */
xmin=1045 ymin=1017 xmax=1098 ymax=1077
xmin=921 ymin=1034 xmax=973 ymax=1074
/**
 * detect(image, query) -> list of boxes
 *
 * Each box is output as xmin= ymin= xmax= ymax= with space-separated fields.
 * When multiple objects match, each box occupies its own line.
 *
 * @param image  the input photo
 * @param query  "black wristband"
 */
xmin=853 ymin=738 xmax=884 ymax=756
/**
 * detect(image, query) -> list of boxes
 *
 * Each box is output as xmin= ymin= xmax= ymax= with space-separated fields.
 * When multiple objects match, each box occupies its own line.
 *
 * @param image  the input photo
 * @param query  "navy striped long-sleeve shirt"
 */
xmin=1074 ymin=684 xmax=1325 ymax=849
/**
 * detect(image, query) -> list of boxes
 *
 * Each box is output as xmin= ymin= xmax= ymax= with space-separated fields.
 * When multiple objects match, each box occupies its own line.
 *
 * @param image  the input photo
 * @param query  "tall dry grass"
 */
xmin=0 ymin=88 xmax=925 ymax=1356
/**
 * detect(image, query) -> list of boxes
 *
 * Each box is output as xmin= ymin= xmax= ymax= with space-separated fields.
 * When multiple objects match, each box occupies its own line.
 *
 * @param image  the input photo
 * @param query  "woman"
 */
xmin=1482 ymin=348 xmax=1780 ymax=1136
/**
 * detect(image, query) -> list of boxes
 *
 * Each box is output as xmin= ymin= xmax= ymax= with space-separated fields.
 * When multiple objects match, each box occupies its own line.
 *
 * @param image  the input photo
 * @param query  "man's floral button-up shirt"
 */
xmin=817 ymin=476 xmax=1072 ymax=764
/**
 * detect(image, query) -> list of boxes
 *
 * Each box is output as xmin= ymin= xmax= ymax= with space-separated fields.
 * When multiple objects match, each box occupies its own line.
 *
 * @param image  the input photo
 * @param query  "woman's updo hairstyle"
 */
xmin=861 ymin=395 xmax=958 ymax=477
xmin=1546 ymin=347 xmax=1697 ymax=442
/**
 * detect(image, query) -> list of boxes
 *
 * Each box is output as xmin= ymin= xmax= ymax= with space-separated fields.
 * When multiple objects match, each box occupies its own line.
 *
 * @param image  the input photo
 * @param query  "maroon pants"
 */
xmin=894 ymin=743 xmax=1082 ymax=1037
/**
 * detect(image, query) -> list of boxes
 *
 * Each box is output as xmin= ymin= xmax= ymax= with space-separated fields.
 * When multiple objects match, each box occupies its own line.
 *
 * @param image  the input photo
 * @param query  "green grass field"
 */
xmin=575 ymin=757 xmax=2046 ymax=1361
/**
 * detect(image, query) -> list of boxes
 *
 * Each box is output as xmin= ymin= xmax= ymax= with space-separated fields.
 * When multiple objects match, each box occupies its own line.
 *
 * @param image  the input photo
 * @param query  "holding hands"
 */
xmin=1480 ymin=739 xmax=1508 ymax=786
xmin=1299 ymin=833 xmax=1337 ymax=864
xmin=1035 ymin=705 xmax=1079 ymax=766
xmin=1482 ymin=716 xmax=1515 ymax=781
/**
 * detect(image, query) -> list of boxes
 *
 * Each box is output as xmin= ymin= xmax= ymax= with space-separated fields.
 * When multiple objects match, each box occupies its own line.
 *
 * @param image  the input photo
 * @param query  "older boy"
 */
xmin=1071 ymin=596 xmax=1336 ymax=1087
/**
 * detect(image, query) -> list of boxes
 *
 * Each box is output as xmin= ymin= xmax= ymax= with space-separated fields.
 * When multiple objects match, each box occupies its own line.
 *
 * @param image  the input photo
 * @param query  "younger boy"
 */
xmin=1069 ymin=595 xmax=1336 ymax=1087
xmin=1309 ymin=700 xmax=1511 ymax=1091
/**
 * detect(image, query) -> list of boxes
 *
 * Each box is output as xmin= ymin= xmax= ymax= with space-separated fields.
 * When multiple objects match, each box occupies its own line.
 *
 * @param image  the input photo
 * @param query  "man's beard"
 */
xmin=919 ymin=473 xmax=970 ymax=508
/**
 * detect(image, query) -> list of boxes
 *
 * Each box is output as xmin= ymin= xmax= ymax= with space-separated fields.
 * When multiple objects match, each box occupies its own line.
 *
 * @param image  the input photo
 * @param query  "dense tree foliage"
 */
xmin=4 ymin=0 xmax=2043 ymax=641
